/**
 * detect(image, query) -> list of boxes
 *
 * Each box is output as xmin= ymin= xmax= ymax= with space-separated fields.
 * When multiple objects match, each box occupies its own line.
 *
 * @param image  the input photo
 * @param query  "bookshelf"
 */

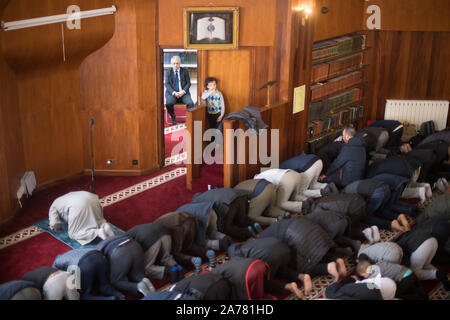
xmin=163 ymin=49 xmax=198 ymax=104
xmin=307 ymin=33 xmax=368 ymax=153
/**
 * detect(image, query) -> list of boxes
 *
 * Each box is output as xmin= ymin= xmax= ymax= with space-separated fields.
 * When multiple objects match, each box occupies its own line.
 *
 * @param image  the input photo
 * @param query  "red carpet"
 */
xmin=0 ymin=162 xmax=223 ymax=287
xmin=0 ymin=233 xmax=70 ymax=283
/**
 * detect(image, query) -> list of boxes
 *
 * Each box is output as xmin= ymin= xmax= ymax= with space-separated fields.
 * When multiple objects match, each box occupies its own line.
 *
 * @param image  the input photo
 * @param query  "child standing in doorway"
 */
xmin=202 ymin=77 xmax=225 ymax=129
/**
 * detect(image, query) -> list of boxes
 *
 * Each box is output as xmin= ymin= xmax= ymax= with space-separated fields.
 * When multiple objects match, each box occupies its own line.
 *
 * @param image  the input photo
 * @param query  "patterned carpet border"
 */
xmin=164 ymin=124 xmax=186 ymax=135
xmin=165 ymin=152 xmax=187 ymax=167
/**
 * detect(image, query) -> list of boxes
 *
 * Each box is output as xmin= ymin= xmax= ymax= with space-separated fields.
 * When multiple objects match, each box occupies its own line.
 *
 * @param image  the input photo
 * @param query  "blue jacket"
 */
xmin=280 ymin=153 xmax=320 ymax=173
xmin=325 ymin=137 xmax=367 ymax=187
xmin=0 ymin=280 xmax=39 ymax=300
xmin=53 ymin=248 xmax=96 ymax=270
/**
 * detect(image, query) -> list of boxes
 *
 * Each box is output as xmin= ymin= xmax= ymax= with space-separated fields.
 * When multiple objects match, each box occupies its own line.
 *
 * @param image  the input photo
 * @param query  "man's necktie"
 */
xmin=174 ymin=71 xmax=180 ymax=92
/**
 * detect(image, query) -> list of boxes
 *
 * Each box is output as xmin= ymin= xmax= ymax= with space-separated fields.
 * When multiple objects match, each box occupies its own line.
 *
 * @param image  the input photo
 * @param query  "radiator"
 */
xmin=384 ymin=99 xmax=449 ymax=131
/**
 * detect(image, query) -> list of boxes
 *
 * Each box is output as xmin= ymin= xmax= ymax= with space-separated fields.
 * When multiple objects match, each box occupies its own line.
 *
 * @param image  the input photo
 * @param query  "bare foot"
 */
xmin=299 ymin=274 xmax=313 ymax=296
xmin=336 ymin=258 xmax=347 ymax=277
xmin=398 ymin=214 xmax=411 ymax=231
xmin=285 ymin=282 xmax=304 ymax=300
xmin=391 ymin=219 xmax=407 ymax=232
xmin=327 ymin=261 xmax=340 ymax=283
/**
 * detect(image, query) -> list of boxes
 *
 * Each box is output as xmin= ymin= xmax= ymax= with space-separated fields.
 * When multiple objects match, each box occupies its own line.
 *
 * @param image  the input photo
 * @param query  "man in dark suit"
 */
xmin=164 ymin=55 xmax=194 ymax=124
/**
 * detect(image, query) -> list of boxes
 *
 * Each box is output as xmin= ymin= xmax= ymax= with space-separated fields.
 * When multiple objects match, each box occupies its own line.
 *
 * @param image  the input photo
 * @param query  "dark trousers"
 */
xmin=207 ymin=113 xmax=221 ymax=129
xmin=108 ymin=240 xmax=145 ymax=298
xmin=309 ymin=248 xmax=351 ymax=277
xmin=223 ymin=195 xmax=254 ymax=241
xmin=166 ymin=94 xmax=194 ymax=121
xmin=78 ymin=251 xmax=123 ymax=300
xmin=395 ymin=273 xmax=429 ymax=300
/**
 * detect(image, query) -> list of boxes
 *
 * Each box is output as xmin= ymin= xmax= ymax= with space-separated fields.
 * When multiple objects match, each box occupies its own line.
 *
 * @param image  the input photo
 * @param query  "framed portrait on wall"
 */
xmin=183 ymin=7 xmax=239 ymax=50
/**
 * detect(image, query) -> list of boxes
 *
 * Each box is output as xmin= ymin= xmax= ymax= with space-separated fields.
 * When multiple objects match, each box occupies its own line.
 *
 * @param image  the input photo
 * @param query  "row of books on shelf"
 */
xmin=312 ymin=34 xmax=366 ymax=62
xmin=309 ymin=88 xmax=362 ymax=120
xmin=307 ymin=130 xmax=344 ymax=154
xmin=188 ymin=70 xmax=198 ymax=81
xmin=164 ymin=52 xmax=198 ymax=65
xmin=312 ymin=53 xmax=363 ymax=83
xmin=308 ymin=105 xmax=364 ymax=140
xmin=311 ymin=71 xmax=362 ymax=101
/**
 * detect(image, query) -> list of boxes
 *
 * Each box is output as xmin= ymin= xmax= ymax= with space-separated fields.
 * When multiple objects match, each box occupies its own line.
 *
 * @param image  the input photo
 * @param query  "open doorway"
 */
xmin=162 ymin=49 xmax=198 ymax=167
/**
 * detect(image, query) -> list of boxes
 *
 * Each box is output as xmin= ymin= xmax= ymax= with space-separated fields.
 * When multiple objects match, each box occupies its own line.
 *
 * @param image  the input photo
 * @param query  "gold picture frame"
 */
xmin=183 ymin=7 xmax=239 ymax=50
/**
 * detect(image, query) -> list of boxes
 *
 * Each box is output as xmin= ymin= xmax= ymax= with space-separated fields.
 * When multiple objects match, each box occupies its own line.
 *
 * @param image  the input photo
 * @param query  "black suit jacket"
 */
xmin=164 ymin=67 xmax=191 ymax=98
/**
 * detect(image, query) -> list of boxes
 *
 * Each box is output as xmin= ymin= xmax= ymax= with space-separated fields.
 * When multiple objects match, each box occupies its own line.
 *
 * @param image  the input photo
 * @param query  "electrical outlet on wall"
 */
xmin=106 ymin=160 xmax=116 ymax=165
xmin=132 ymin=160 xmax=138 ymax=166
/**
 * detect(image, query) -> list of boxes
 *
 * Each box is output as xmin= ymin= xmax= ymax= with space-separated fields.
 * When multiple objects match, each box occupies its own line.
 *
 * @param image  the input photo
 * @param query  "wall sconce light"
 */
xmin=294 ymin=6 xmax=312 ymax=26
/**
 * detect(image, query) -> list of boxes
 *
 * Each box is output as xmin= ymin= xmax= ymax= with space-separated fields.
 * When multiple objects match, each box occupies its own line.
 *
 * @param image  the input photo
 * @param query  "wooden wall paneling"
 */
xmin=136 ymin=0 xmax=160 ymax=172
xmin=157 ymin=0 xmax=276 ymax=47
xmin=360 ymin=31 xmax=375 ymax=125
xmin=363 ymin=0 xmax=450 ymax=32
xmin=271 ymin=0 xmax=289 ymax=104
xmin=186 ymin=105 xmax=206 ymax=190
xmin=0 ymin=109 xmax=12 ymax=225
xmin=405 ymin=32 xmax=434 ymax=98
xmin=80 ymin=0 xmax=141 ymax=174
xmin=223 ymin=119 xmax=239 ymax=188
xmin=313 ymin=0 xmax=364 ymax=42
xmin=206 ymin=49 xmax=251 ymax=114
xmin=369 ymin=31 xmax=450 ymax=123
xmin=250 ymin=46 xmax=274 ymax=107
xmin=292 ymin=9 xmax=314 ymax=155
xmin=1 ymin=0 xmax=116 ymax=188
xmin=17 ymin=66 xmax=85 ymax=185
xmin=277 ymin=0 xmax=294 ymax=102
xmin=223 ymin=102 xmax=290 ymax=188
xmin=0 ymin=0 xmax=23 ymax=227
xmin=427 ymin=32 xmax=450 ymax=125
xmin=1 ymin=0 xmax=115 ymax=72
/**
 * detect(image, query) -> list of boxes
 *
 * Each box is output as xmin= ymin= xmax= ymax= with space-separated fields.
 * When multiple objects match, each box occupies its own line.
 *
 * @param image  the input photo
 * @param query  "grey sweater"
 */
xmin=358 ymin=242 xmax=404 ymax=264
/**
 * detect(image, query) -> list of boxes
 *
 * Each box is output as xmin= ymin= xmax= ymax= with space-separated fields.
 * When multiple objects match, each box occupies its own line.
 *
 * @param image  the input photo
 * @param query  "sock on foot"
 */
xmin=191 ymin=257 xmax=202 ymax=275
xmin=248 ymin=226 xmax=258 ymax=238
xmin=254 ymin=223 xmax=263 ymax=234
xmin=207 ymin=250 xmax=217 ymax=269
xmin=176 ymin=265 xmax=184 ymax=282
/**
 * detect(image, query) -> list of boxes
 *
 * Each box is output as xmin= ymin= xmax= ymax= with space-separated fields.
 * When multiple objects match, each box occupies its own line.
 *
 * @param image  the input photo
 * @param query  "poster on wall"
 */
xmin=293 ymin=85 xmax=306 ymax=114
xmin=183 ymin=7 xmax=239 ymax=50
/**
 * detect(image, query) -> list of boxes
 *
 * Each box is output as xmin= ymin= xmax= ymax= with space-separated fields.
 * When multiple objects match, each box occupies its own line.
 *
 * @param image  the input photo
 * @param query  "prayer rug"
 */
xmin=33 ymin=219 xmax=124 ymax=250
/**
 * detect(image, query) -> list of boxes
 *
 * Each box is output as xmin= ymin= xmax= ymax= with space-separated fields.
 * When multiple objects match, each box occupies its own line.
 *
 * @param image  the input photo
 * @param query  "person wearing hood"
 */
xmin=227 ymin=237 xmax=313 ymax=296
xmin=258 ymin=217 xmax=351 ymax=282
xmin=211 ymin=257 xmax=304 ymax=300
